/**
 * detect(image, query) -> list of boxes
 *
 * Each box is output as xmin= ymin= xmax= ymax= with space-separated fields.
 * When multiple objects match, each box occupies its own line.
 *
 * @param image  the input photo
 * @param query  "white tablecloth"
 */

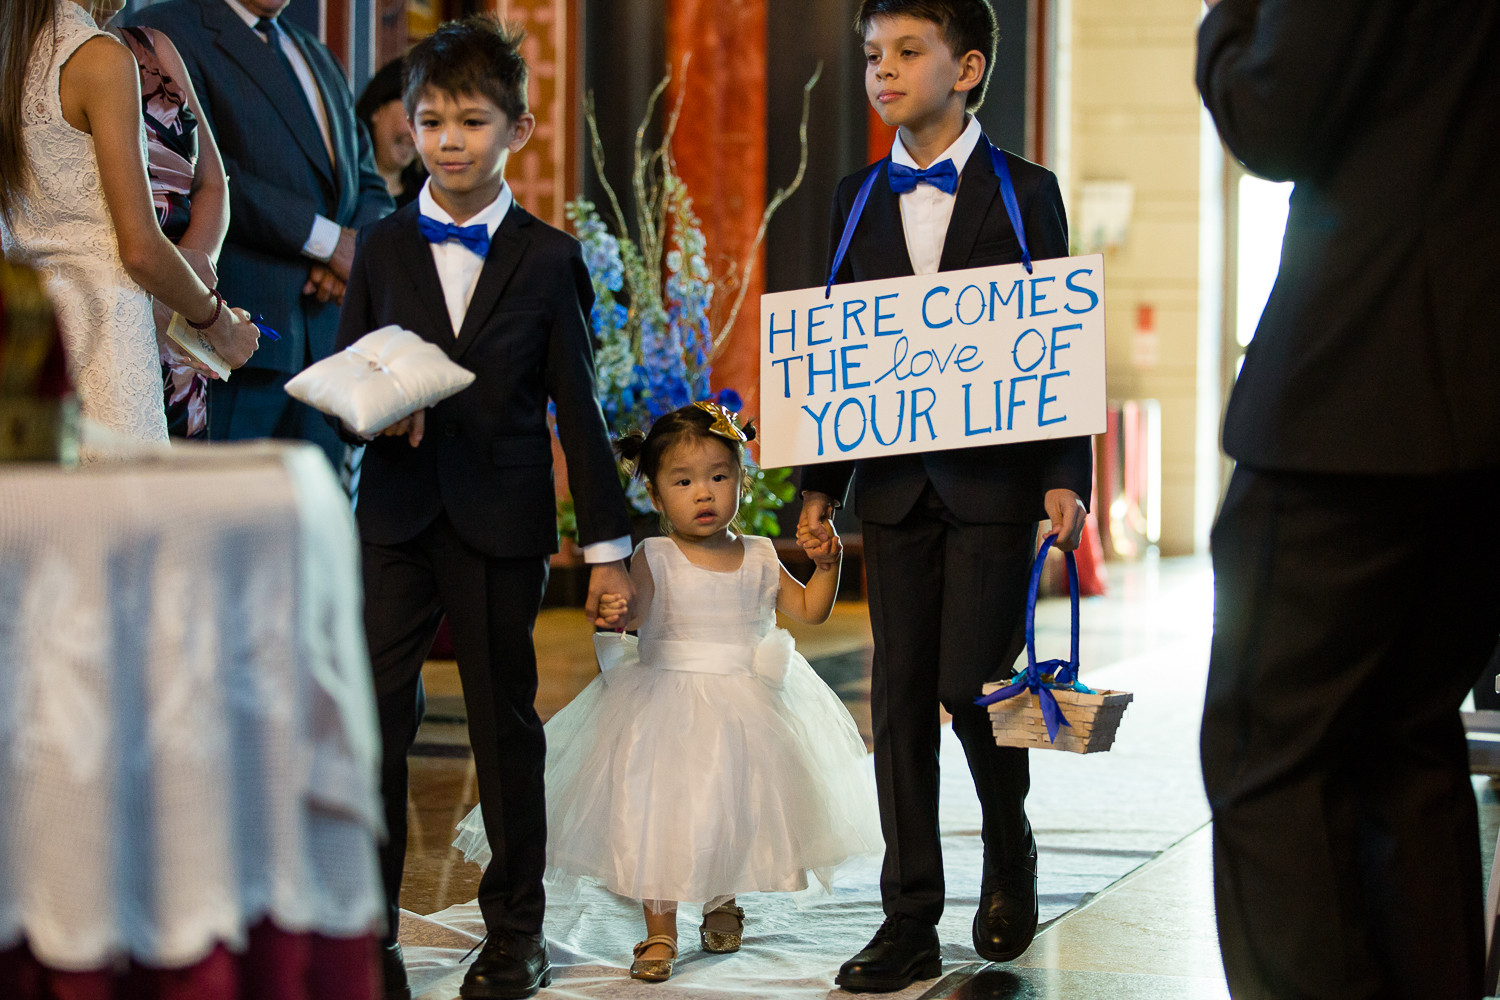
xmin=0 ymin=443 xmax=382 ymax=970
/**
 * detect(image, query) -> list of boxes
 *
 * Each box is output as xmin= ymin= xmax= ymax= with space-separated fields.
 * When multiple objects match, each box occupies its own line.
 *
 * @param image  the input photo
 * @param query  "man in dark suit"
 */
xmin=1197 ymin=2 xmax=1500 ymax=997
xmin=337 ymin=18 xmax=634 ymax=998
xmin=130 ymin=0 xmax=394 ymax=468
xmin=800 ymin=3 xmax=1093 ymax=992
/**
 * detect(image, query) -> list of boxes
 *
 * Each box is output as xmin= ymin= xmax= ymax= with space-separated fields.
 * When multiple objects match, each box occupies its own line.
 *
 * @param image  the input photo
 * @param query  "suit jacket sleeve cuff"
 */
xmin=581 ymin=536 xmax=633 ymax=564
xmin=303 ymin=214 xmax=341 ymax=261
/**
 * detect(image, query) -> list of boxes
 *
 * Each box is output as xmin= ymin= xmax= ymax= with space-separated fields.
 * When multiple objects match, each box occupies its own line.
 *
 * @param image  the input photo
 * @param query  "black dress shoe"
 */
xmin=460 ymin=931 xmax=552 ymax=999
xmin=381 ymin=941 xmax=412 ymax=1000
xmin=835 ymin=913 xmax=942 ymax=993
xmin=973 ymin=846 xmax=1039 ymax=962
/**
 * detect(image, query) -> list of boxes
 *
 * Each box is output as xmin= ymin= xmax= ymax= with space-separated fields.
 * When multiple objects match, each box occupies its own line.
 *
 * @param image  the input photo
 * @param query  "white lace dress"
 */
xmin=0 ymin=2 xmax=169 ymax=452
xmin=455 ymin=535 xmax=882 ymax=909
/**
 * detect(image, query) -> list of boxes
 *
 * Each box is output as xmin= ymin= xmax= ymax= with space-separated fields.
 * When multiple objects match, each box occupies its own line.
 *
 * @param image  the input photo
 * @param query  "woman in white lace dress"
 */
xmin=0 ymin=0 xmax=259 ymax=452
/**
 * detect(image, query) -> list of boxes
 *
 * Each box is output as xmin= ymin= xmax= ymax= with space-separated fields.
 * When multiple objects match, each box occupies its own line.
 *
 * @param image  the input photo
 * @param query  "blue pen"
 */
xmin=250 ymin=313 xmax=282 ymax=341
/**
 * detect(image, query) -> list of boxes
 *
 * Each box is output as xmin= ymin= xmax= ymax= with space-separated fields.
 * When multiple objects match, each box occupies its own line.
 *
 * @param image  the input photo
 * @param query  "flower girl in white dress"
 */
xmin=455 ymin=401 xmax=880 ymax=981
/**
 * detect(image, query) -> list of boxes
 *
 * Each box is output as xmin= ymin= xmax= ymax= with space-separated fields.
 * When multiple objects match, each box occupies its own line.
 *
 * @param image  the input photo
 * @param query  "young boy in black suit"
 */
xmin=335 ymin=17 xmax=634 ymax=1000
xmin=797 ymin=1 xmax=1093 ymax=991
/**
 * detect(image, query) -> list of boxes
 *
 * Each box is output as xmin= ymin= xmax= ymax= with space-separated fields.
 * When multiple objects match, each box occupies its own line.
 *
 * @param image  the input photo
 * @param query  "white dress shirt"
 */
xmin=223 ymin=0 xmax=343 ymax=262
xmin=418 ymin=180 xmax=631 ymax=565
xmin=891 ymin=114 xmax=983 ymax=276
xmin=418 ymin=179 xmax=513 ymax=335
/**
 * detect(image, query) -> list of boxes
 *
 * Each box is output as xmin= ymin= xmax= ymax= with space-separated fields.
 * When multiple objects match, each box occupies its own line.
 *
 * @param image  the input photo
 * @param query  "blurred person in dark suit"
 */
xmin=129 ymin=0 xmax=394 ymax=467
xmin=1197 ymin=2 xmax=1500 ymax=997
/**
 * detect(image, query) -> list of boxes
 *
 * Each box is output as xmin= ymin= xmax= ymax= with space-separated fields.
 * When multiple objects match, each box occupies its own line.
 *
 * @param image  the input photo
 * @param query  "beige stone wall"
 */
xmin=1065 ymin=0 xmax=1210 ymax=555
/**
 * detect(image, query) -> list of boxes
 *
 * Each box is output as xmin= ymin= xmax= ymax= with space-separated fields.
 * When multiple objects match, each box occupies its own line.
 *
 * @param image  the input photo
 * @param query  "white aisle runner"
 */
xmin=399 ymin=630 xmax=1213 ymax=999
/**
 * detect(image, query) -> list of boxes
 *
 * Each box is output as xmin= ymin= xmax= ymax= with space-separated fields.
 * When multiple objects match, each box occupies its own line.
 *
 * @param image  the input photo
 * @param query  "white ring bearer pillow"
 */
xmin=284 ymin=325 xmax=476 ymax=437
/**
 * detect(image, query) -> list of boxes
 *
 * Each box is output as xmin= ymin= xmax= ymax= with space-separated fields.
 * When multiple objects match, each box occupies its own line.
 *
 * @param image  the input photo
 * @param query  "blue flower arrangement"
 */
xmin=556 ymin=63 xmax=822 ymax=539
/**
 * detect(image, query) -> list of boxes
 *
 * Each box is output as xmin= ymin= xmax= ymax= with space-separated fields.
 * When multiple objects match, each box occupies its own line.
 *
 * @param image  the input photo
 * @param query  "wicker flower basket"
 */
xmin=976 ymin=534 xmax=1133 ymax=754
xmin=981 ymin=682 xmax=1133 ymax=754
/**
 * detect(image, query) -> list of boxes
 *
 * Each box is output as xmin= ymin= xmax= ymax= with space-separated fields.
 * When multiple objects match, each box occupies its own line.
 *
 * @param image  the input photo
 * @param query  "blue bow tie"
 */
xmin=419 ymin=215 xmax=491 ymax=257
xmin=888 ymin=158 xmax=959 ymax=196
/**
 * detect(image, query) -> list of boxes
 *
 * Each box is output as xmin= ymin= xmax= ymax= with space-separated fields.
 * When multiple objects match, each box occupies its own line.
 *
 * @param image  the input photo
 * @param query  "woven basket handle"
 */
xmin=1025 ymin=533 xmax=1080 ymax=682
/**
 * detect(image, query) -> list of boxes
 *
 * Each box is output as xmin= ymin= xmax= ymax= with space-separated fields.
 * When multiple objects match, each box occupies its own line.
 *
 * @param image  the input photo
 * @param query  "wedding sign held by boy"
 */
xmin=332 ymin=16 xmax=636 ymax=1000
xmin=455 ymin=403 xmax=882 ymax=983
xmin=799 ymin=1 xmax=1095 ymax=993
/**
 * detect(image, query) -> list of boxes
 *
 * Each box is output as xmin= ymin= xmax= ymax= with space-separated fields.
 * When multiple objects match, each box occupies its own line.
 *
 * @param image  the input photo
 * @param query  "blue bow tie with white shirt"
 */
xmin=888 ymin=158 xmax=960 ymax=195
xmin=419 ymin=215 xmax=491 ymax=258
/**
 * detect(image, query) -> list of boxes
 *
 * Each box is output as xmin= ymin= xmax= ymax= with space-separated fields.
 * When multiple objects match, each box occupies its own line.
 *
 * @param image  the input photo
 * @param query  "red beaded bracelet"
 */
xmin=186 ymin=287 xmax=224 ymax=330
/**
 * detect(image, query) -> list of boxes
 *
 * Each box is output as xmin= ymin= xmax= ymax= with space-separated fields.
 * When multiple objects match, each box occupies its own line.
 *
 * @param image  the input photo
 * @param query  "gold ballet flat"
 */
xmin=630 ymin=934 xmax=678 ymax=981
xmin=699 ymin=903 xmax=745 ymax=954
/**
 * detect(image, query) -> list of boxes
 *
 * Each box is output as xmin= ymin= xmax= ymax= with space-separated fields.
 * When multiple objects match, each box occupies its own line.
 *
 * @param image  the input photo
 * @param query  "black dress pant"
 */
xmin=1204 ymin=465 xmax=1500 ymax=1000
xmin=862 ymin=486 xmax=1038 ymax=924
xmin=362 ymin=513 xmax=550 ymax=941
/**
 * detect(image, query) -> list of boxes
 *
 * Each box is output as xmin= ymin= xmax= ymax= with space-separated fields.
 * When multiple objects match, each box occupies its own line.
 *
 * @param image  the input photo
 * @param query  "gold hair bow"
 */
xmin=692 ymin=400 xmax=747 ymax=443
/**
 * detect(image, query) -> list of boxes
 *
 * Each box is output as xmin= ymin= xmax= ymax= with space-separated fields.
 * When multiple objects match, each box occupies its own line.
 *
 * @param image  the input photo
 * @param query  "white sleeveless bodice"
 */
xmin=0 ymin=2 xmax=167 ymax=448
xmin=636 ymin=535 xmax=780 ymax=677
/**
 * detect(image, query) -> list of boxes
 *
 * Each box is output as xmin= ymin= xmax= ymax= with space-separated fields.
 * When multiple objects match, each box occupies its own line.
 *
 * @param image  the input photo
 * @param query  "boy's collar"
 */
xmin=418 ymin=178 xmax=514 ymax=236
xmin=891 ymin=114 xmax=983 ymax=174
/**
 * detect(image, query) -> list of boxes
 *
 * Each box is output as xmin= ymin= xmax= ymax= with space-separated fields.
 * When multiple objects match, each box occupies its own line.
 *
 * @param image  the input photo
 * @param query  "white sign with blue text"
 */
xmin=757 ymin=254 xmax=1106 ymax=468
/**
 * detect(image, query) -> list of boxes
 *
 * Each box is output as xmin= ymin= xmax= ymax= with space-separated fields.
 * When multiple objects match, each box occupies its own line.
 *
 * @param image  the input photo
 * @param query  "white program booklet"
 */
xmin=165 ymin=312 xmax=232 ymax=381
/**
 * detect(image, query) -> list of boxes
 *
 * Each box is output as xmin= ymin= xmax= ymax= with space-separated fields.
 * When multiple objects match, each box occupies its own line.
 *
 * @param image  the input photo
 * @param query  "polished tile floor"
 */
xmin=394 ymin=555 xmax=1500 ymax=999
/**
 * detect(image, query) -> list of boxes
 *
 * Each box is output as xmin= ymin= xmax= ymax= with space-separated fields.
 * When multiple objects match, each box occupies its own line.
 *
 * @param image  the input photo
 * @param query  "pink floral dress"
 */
xmin=114 ymin=25 xmax=207 ymax=439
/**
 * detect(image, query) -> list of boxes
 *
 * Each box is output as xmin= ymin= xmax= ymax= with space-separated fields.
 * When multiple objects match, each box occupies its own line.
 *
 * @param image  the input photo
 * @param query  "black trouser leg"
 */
xmin=1203 ymin=466 xmax=1500 ymax=1000
xmin=865 ymin=504 xmax=947 ymax=923
xmin=362 ymin=530 xmax=446 ymax=947
xmin=429 ymin=524 xmax=550 ymax=936
xmin=863 ymin=489 xmax=1037 ymax=924
xmin=935 ymin=514 xmax=1037 ymax=882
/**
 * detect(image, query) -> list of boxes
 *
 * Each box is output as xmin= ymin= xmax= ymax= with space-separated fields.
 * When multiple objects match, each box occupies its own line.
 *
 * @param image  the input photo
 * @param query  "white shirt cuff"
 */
xmin=581 ymin=535 xmax=633 ymax=564
xmin=303 ymin=214 xmax=342 ymax=261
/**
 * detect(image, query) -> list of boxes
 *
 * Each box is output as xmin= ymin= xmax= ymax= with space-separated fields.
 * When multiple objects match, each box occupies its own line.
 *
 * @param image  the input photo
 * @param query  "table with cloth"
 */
xmin=0 ymin=443 xmax=384 ymax=999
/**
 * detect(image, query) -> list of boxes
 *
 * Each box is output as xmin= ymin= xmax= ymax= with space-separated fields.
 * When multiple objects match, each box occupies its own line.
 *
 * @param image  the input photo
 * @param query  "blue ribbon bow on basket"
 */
xmin=974 ymin=533 xmax=1094 ymax=742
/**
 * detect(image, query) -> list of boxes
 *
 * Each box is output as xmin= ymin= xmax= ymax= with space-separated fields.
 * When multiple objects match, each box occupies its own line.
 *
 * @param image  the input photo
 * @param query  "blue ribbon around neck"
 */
xmin=973 ymin=533 xmax=1092 ymax=742
xmin=824 ymin=136 xmax=1033 ymax=300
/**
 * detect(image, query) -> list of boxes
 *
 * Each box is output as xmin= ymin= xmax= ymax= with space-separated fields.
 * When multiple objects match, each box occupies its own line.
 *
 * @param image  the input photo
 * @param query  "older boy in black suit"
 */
xmin=797 ymin=1 xmax=1093 ymax=992
xmin=335 ymin=18 xmax=633 ymax=1000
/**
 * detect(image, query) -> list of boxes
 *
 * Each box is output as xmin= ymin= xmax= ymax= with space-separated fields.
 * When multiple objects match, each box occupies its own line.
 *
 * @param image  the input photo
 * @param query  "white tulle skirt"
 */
xmin=454 ymin=629 xmax=882 ymax=907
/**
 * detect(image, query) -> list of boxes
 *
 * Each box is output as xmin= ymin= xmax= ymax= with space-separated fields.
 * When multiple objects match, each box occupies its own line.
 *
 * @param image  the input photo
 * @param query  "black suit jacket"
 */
xmin=801 ymin=140 xmax=1094 ymax=525
xmin=1200 ymin=0 xmax=1500 ymax=474
xmin=337 ymin=201 xmax=631 ymax=558
xmin=130 ymin=0 xmax=394 ymax=375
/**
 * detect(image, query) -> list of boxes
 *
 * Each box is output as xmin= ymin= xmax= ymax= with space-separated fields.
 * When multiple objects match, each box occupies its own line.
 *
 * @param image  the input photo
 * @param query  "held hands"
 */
xmin=304 ymin=263 xmax=346 ymax=304
xmin=1043 ymin=488 xmax=1086 ymax=552
xmin=586 ymin=560 xmax=636 ymax=629
xmin=797 ymin=516 xmax=842 ymax=571
xmin=593 ymin=593 xmax=630 ymax=628
xmin=304 ymin=228 xmax=358 ymax=303
xmin=797 ymin=491 xmax=837 ymax=548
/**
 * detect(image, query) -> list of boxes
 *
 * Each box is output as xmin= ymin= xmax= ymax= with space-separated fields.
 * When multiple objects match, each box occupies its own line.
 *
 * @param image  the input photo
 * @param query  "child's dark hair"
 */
xmin=616 ymin=403 xmax=757 ymax=531
xmin=855 ymin=0 xmax=999 ymax=112
xmin=403 ymin=14 xmax=529 ymax=124
xmin=616 ymin=403 xmax=757 ymax=484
